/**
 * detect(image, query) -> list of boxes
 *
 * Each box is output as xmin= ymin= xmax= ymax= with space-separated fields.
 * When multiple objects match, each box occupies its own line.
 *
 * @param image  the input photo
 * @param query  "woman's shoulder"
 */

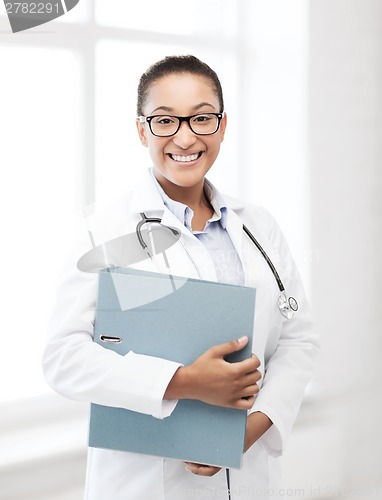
xmin=223 ymin=193 xmax=274 ymax=230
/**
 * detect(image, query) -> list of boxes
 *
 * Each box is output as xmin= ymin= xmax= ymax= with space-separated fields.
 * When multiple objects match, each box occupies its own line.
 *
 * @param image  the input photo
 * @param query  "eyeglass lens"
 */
xmin=150 ymin=114 xmax=219 ymax=136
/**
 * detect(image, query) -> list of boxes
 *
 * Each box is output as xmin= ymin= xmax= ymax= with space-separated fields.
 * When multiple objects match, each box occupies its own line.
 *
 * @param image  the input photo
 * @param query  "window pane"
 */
xmin=0 ymin=47 xmax=83 ymax=402
xmin=95 ymin=0 xmax=237 ymax=37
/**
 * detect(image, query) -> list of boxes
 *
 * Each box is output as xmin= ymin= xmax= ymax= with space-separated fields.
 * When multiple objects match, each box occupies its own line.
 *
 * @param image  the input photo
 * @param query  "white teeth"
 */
xmin=171 ymin=153 xmax=199 ymax=162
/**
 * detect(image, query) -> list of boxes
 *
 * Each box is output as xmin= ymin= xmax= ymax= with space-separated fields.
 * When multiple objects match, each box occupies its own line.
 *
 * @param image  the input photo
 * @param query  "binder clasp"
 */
xmin=99 ymin=334 xmax=122 ymax=344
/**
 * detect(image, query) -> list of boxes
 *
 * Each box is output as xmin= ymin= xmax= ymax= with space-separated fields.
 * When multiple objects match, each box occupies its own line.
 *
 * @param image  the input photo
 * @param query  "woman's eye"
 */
xmin=194 ymin=115 xmax=211 ymax=123
xmin=154 ymin=116 xmax=175 ymax=125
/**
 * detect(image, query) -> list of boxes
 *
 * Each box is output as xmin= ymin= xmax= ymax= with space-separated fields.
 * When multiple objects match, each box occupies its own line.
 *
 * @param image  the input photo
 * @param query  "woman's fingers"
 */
xmin=235 ymin=354 xmax=261 ymax=375
xmin=235 ymin=395 xmax=256 ymax=410
xmin=209 ymin=336 xmax=249 ymax=358
xmin=185 ymin=462 xmax=222 ymax=477
xmin=243 ymin=369 xmax=262 ymax=386
xmin=175 ymin=340 xmax=263 ymax=409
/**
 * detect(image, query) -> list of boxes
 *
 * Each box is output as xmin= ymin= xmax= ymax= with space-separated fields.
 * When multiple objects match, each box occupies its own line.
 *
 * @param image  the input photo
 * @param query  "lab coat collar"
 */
xmin=129 ymin=168 xmax=246 ymax=264
xmin=130 ymin=167 xmax=246 ymax=216
xmin=153 ymin=174 xmax=229 ymax=231
xmin=130 ymin=168 xmax=170 ymax=216
xmin=130 ymin=169 xmax=194 ymax=240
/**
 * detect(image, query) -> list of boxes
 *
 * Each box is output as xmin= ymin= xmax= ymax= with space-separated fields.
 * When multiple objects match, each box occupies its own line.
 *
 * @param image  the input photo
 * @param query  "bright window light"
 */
xmin=0 ymin=46 xmax=83 ymax=402
xmin=95 ymin=0 xmax=237 ymax=37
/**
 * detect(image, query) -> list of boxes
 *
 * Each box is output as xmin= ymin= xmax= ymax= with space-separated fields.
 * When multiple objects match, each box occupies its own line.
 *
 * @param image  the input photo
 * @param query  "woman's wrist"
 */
xmin=244 ymin=411 xmax=273 ymax=452
xmin=163 ymin=366 xmax=192 ymax=401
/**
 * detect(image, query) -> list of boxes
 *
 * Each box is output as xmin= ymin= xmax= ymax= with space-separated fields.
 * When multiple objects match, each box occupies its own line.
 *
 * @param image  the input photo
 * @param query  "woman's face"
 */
xmin=136 ymin=73 xmax=227 ymax=192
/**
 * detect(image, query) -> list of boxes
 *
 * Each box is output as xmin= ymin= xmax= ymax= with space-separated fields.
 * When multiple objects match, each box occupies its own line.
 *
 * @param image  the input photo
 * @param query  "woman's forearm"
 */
xmin=244 ymin=411 xmax=273 ymax=452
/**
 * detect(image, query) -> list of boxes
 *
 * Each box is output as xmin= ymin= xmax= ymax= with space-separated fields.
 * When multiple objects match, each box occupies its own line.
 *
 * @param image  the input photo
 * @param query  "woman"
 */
xmin=43 ymin=55 xmax=319 ymax=499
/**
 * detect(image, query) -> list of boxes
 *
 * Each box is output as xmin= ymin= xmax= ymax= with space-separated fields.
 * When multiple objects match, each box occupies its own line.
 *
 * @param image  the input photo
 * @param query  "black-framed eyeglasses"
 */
xmin=139 ymin=112 xmax=223 ymax=137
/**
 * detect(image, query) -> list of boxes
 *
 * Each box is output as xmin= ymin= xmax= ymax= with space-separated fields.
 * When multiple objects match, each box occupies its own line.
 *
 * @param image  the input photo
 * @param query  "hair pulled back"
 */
xmin=137 ymin=55 xmax=224 ymax=116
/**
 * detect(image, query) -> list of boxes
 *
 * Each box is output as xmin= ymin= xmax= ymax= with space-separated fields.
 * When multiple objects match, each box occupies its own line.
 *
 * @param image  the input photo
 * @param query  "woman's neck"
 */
xmin=155 ymin=175 xmax=213 ymax=231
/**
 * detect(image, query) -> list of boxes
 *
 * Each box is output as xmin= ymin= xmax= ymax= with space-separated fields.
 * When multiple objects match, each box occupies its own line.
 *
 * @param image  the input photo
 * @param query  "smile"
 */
xmin=168 ymin=152 xmax=203 ymax=163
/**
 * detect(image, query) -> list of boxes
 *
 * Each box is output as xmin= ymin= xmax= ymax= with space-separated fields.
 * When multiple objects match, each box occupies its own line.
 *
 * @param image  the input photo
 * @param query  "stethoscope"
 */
xmin=136 ymin=212 xmax=298 ymax=320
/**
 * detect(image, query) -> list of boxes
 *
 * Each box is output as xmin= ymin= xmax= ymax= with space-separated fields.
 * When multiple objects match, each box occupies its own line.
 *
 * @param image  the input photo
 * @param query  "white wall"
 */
xmin=284 ymin=1 xmax=382 ymax=498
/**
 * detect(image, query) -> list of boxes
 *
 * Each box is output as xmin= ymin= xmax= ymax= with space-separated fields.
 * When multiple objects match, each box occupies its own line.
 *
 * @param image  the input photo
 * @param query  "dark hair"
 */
xmin=137 ymin=55 xmax=224 ymax=116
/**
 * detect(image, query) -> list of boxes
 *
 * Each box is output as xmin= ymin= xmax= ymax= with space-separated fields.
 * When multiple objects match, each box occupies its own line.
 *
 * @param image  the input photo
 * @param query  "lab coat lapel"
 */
xmin=225 ymin=207 xmax=246 ymax=272
xmin=129 ymin=170 xmax=197 ymax=243
xmin=160 ymin=208 xmax=218 ymax=281
xmin=129 ymin=168 xmax=166 ymax=218
xmin=225 ymin=209 xmax=243 ymax=259
xmin=129 ymin=169 xmax=198 ymax=238
xmin=129 ymin=170 xmax=187 ymax=240
xmin=224 ymin=198 xmax=256 ymax=288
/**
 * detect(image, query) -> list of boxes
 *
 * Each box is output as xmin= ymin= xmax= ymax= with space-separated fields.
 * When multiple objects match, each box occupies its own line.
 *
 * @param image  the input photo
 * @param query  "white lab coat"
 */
xmin=43 ymin=168 xmax=319 ymax=500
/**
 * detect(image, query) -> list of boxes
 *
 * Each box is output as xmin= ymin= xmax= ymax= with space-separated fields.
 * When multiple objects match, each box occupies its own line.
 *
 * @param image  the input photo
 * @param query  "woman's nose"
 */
xmin=172 ymin=121 xmax=197 ymax=149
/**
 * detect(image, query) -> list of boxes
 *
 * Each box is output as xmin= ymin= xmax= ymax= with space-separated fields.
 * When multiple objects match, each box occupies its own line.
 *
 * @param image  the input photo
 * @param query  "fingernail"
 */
xmin=185 ymin=465 xmax=192 ymax=472
xmin=238 ymin=336 xmax=247 ymax=344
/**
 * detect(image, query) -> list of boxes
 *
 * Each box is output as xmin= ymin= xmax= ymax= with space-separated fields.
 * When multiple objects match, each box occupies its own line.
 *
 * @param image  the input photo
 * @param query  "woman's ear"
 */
xmin=219 ymin=112 xmax=227 ymax=143
xmin=136 ymin=118 xmax=148 ymax=147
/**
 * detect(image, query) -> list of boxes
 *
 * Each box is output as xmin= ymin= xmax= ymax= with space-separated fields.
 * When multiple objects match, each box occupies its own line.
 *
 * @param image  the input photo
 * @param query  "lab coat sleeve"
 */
xmin=42 ymin=246 xmax=181 ymax=420
xmin=250 ymin=209 xmax=320 ymax=457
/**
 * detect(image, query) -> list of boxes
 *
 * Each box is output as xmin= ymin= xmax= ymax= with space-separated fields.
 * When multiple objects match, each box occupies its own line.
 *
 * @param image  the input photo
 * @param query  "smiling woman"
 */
xmin=43 ymin=54 xmax=319 ymax=500
xmin=0 ymin=2 xmax=321 ymax=500
xmin=136 ymin=72 xmax=227 ymax=203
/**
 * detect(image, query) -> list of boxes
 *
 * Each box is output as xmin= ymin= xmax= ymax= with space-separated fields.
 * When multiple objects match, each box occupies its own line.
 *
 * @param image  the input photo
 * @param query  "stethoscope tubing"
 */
xmin=136 ymin=212 xmax=298 ymax=318
xmin=242 ymin=224 xmax=285 ymax=293
xmin=137 ymin=214 xmax=286 ymax=292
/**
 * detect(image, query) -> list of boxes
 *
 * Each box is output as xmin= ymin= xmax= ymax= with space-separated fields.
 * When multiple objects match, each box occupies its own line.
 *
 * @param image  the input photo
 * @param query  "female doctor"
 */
xmin=43 ymin=55 xmax=319 ymax=500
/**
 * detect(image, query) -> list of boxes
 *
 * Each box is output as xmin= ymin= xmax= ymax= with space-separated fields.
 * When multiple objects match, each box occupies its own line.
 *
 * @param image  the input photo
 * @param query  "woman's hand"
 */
xmin=164 ymin=336 xmax=261 ymax=410
xmin=184 ymin=462 xmax=222 ymax=477
xmin=184 ymin=412 xmax=273 ymax=478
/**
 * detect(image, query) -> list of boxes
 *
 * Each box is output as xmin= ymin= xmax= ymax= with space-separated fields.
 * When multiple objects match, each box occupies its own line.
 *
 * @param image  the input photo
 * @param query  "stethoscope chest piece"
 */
xmin=277 ymin=292 xmax=299 ymax=320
